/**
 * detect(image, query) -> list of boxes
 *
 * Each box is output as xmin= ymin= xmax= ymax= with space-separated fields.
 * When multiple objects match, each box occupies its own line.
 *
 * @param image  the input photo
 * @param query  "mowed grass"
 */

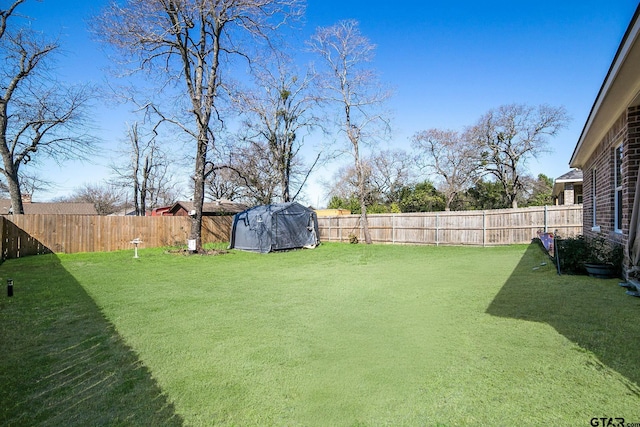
xmin=2 ymin=242 xmax=640 ymax=426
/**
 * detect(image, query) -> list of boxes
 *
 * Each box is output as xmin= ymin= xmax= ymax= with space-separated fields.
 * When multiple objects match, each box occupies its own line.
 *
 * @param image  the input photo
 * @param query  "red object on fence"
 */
xmin=538 ymin=231 xmax=555 ymax=257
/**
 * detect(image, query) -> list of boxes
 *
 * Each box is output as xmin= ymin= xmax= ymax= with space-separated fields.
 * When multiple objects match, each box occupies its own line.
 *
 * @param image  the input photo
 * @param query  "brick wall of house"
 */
xmin=582 ymin=111 xmax=626 ymax=243
xmin=582 ymin=106 xmax=640 ymax=251
xmin=626 ymin=106 xmax=640 ymax=231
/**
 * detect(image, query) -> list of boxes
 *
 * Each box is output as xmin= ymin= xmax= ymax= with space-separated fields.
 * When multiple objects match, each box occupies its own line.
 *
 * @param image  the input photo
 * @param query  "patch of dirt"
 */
xmin=166 ymin=248 xmax=231 ymax=256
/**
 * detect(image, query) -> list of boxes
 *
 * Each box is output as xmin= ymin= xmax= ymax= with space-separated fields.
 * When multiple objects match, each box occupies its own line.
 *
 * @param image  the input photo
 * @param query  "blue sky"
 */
xmin=14 ymin=0 xmax=640 ymax=206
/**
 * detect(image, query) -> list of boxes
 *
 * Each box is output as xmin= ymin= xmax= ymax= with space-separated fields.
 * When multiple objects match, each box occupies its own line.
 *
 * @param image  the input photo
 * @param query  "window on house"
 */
xmin=615 ymin=144 xmax=623 ymax=233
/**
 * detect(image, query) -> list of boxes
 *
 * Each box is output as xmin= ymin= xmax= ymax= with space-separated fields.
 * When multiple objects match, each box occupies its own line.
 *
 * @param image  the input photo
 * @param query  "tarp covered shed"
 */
xmin=229 ymin=202 xmax=320 ymax=253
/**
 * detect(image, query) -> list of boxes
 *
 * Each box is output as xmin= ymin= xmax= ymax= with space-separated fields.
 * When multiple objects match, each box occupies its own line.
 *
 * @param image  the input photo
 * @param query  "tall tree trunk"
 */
xmin=355 ymin=153 xmax=372 ymax=244
xmin=190 ymin=135 xmax=207 ymax=252
xmin=445 ymin=195 xmax=453 ymax=211
xmin=346 ymin=103 xmax=372 ymax=244
xmin=0 ymin=108 xmax=22 ymax=213
xmin=5 ymin=167 xmax=22 ymax=214
xmin=359 ymin=193 xmax=372 ymax=244
xmin=133 ymin=182 xmax=140 ymax=216
xmin=140 ymin=155 xmax=149 ymax=215
xmin=280 ymin=163 xmax=290 ymax=202
xmin=508 ymin=184 xmax=518 ymax=208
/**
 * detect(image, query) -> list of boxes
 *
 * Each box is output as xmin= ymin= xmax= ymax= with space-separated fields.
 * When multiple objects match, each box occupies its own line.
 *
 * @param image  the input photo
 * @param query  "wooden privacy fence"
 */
xmin=0 ymin=205 xmax=582 ymax=260
xmin=0 ymin=215 xmax=232 ymax=259
xmin=317 ymin=205 xmax=583 ymax=246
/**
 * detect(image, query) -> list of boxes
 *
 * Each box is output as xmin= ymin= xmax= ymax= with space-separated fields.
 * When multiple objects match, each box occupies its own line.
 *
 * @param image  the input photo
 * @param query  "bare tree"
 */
xmin=233 ymin=142 xmax=280 ymax=205
xmin=0 ymin=0 xmax=96 ymax=214
xmin=237 ymin=56 xmax=321 ymax=202
xmin=468 ymin=104 xmax=570 ymax=208
xmin=205 ymin=165 xmax=244 ymax=201
xmin=207 ymin=140 xmax=280 ymax=205
xmin=325 ymin=162 xmax=374 ymax=206
xmin=325 ymin=150 xmax=413 ymax=210
xmin=111 ymin=122 xmax=178 ymax=215
xmin=95 ymin=0 xmax=304 ymax=251
xmin=368 ymin=149 xmax=414 ymax=206
xmin=56 ymin=183 xmax=124 ymax=216
xmin=412 ymin=129 xmax=480 ymax=211
xmin=309 ymin=20 xmax=392 ymax=244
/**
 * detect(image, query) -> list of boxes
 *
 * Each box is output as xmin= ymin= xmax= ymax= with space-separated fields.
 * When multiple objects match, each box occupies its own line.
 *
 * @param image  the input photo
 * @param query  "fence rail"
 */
xmin=317 ymin=205 xmax=583 ymax=246
xmin=0 ymin=205 xmax=583 ymax=260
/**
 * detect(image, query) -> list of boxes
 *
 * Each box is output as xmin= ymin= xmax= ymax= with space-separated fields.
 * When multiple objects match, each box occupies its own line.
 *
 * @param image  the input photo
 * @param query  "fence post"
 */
xmin=544 ymin=205 xmax=548 ymax=233
xmin=435 ymin=213 xmax=439 ymax=246
xmin=554 ymin=231 xmax=561 ymax=275
xmin=392 ymin=214 xmax=396 ymax=244
xmin=423 ymin=215 xmax=427 ymax=244
xmin=482 ymin=211 xmax=486 ymax=247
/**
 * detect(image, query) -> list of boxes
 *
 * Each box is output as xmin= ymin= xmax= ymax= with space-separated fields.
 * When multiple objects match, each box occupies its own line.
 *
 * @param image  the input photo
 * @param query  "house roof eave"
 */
xmin=570 ymin=4 xmax=640 ymax=169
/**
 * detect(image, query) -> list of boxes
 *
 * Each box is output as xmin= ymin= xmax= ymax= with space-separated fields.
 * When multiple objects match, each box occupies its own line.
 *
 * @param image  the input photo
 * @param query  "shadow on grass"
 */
xmin=486 ymin=243 xmax=640 ymax=389
xmin=0 ymin=254 xmax=183 ymax=426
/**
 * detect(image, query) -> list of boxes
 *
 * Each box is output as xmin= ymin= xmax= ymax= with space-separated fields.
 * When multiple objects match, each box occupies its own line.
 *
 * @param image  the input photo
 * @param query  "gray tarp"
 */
xmin=229 ymin=202 xmax=319 ymax=253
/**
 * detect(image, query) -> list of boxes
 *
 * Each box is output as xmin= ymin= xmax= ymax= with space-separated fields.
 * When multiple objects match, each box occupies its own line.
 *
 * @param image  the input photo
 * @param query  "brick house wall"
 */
xmin=582 ymin=106 xmax=640 ymax=251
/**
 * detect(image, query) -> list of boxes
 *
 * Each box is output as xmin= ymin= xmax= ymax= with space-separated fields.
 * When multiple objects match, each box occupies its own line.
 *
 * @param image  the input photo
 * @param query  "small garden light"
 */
xmin=7 ymin=279 xmax=13 ymax=297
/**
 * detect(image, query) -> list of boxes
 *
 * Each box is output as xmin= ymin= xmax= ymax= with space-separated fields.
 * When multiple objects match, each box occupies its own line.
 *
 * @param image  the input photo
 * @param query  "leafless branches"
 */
xmin=309 ymin=19 xmax=392 ymax=243
xmin=412 ymin=129 xmax=480 ymax=211
xmin=467 ymin=103 xmax=570 ymax=208
xmin=95 ymin=0 xmax=304 ymax=251
xmin=235 ymin=54 xmax=321 ymax=202
xmin=110 ymin=122 xmax=179 ymax=215
xmin=0 ymin=0 xmax=96 ymax=213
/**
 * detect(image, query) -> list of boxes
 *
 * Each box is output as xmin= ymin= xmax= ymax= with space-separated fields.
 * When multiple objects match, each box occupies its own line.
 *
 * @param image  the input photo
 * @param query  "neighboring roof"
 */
xmin=570 ymin=4 xmax=640 ymax=168
xmin=0 ymin=199 xmax=98 ymax=215
xmin=552 ymin=170 xmax=584 ymax=198
xmin=169 ymin=200 xmax=248 ymax=215
xmin=555 ymin=169 xmax=583 ymax=183
xmin=108 ymin=209 xmax=139 ymax=216
xmin=150 ymin=206 xmax=172 ymax=216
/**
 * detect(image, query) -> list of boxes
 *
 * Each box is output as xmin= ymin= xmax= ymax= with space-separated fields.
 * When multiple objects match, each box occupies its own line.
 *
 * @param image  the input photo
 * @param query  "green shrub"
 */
xmin=585 ymin=235 xmax=623 ymax=265
xmin=556 ymin=234 xmax=624 ymax=276
xmin=556 ymin=235 xmax=588 ymax=274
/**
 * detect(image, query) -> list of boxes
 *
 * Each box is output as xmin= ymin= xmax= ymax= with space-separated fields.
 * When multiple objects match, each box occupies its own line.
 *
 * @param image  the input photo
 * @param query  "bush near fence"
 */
xmin=318 ymin=205 xmax=583 ymax=246
xmin=0 ymin=205 xmax=582 ymax=260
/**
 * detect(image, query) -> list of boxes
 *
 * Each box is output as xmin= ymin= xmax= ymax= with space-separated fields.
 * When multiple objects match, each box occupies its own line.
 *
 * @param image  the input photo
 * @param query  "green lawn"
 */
xmin=1 ymin=242 xmax=640 ymax=426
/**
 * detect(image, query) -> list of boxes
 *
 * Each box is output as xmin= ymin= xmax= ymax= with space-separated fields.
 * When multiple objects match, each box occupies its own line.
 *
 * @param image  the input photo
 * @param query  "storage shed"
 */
xmin=229 ymin=202 xmax=320 ymax=253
